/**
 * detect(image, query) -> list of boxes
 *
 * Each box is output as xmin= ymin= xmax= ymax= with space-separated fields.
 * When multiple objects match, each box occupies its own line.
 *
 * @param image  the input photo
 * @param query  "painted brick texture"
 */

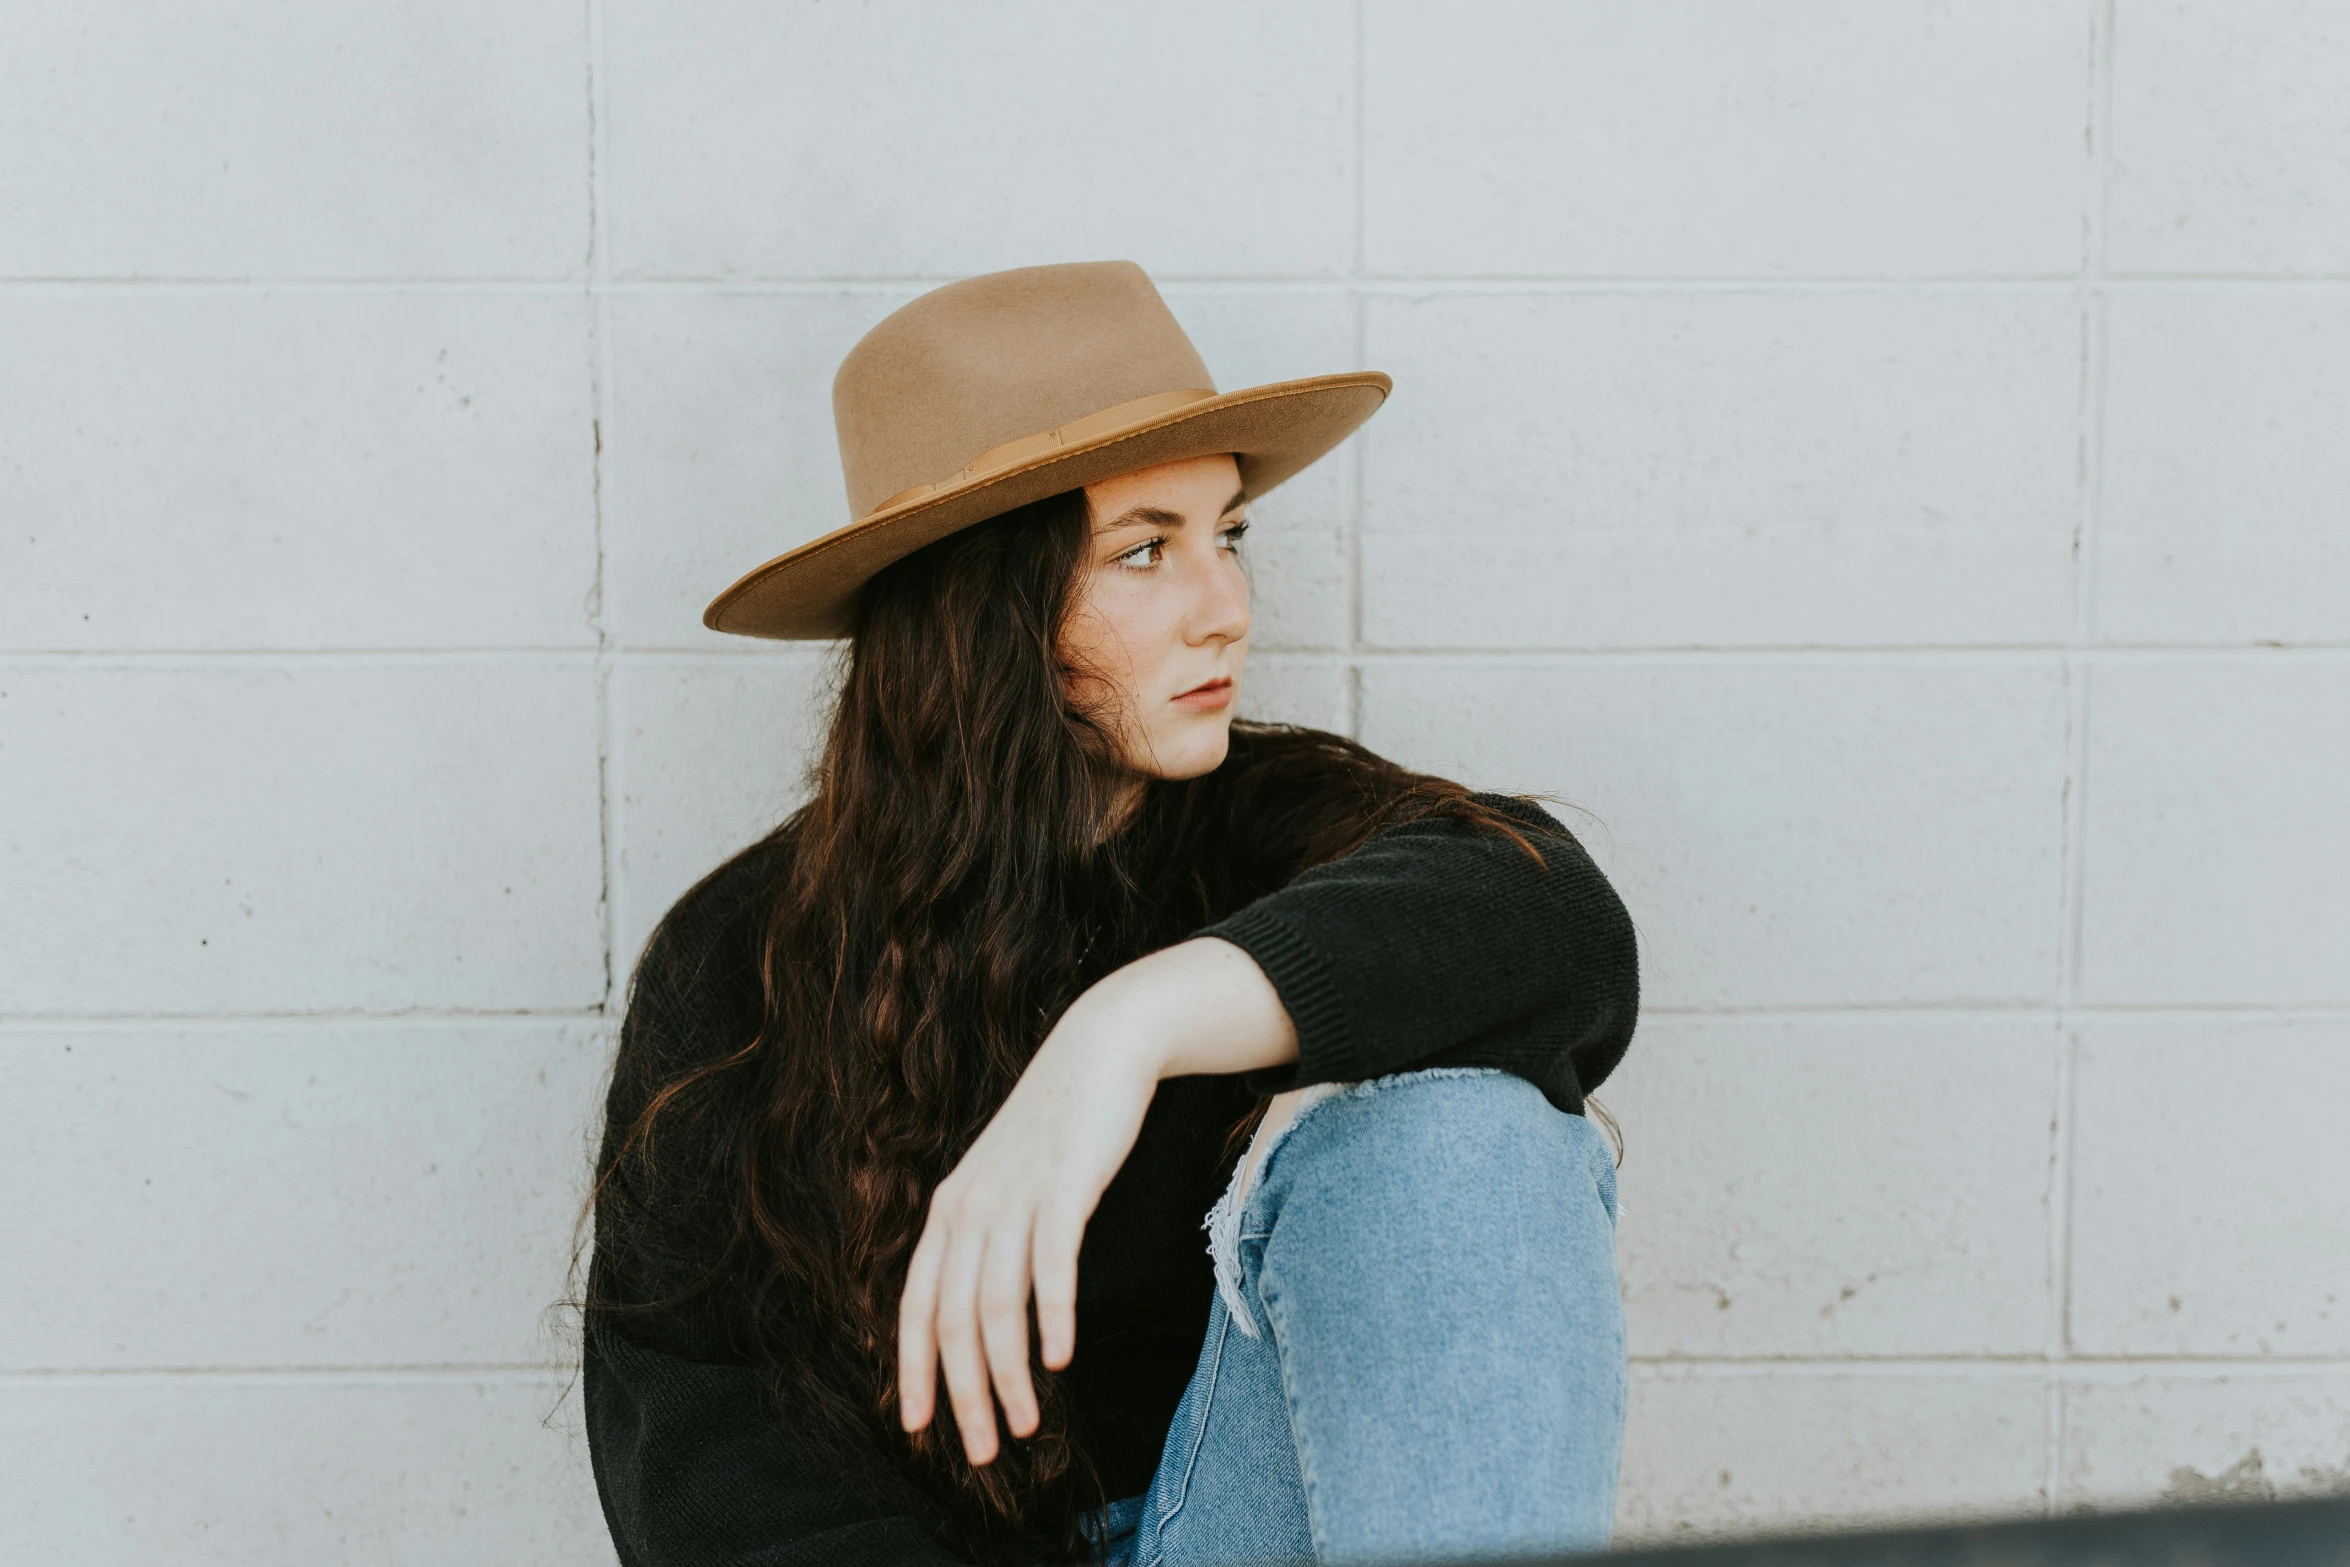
xmin=4 ymin=3 xmax=2344 ymax=1560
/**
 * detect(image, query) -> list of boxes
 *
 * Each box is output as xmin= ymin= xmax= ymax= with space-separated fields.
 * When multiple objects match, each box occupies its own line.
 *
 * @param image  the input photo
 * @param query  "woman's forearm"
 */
xmin=1078 ymin=935 xmax=1300 ymax=1081
xmin=1194 ymin=795 xmax=1640 ymax=1111
xmin=895 ymin=934 xmax=1301 ymax=1452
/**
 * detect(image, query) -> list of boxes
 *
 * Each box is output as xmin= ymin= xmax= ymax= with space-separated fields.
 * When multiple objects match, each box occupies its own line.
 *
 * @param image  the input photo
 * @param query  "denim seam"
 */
xmin=1254 ymin=1259 xmax=1332 ymax=1560
xmin=1140 ymin=1302 xmax=1233 ymax=1567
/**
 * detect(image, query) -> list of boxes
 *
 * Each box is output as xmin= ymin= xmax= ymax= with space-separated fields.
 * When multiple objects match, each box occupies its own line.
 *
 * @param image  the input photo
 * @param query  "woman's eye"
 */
xmin=1112 ymin=522 xmax=1246 ymax=570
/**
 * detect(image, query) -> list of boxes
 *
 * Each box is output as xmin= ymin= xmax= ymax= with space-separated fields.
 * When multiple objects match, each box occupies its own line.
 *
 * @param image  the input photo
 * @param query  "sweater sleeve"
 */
xmin=1195 ymin=793 xmax=1639 ymax=1114
xmin=584 ymin=841 xmax=972 ymax=1567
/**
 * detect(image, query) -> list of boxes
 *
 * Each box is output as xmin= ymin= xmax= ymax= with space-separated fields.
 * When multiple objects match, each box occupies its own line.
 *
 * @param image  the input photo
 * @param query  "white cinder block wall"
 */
xmin=3 ymin=3 xmax=2345 ymax=1560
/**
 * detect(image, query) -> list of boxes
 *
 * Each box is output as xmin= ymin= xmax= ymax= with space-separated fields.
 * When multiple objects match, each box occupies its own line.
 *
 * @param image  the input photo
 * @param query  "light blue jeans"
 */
xmin=1074 ymin=1066 xmax=1626 ymax=1566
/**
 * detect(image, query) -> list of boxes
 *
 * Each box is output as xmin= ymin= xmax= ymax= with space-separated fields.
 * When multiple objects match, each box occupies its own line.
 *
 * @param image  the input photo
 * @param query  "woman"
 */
xmin=584 ymin=261 xmax=1640 ymax=1566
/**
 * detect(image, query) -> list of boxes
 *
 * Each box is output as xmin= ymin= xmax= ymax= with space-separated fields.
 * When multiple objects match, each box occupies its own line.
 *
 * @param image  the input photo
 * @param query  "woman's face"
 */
xmin=1061 ymin=452 xmax=1251 ymax=783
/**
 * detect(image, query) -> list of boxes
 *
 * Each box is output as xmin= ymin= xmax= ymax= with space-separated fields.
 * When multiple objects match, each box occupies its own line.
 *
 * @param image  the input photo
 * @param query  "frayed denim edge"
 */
xmin=1201 ymin=1080 xmax=1342 ymax=1339
xmin=1199 ymin=1066 xmax=1511 ymax=1339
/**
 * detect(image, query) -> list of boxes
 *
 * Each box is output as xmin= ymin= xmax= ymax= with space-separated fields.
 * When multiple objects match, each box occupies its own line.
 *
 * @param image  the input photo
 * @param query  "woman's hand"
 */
xmin=895 ymin=936 xmax=1299 ymax=1465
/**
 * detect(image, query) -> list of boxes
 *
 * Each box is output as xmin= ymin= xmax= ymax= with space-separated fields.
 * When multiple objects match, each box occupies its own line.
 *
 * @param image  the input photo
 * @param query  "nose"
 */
xmin=1184 ymin=537 xmax=1251 ymax=647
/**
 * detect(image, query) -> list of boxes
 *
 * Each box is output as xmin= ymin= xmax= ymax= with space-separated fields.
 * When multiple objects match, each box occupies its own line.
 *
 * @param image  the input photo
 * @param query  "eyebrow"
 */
xmin=1095 ymin=488 xmax=1249 ymax=534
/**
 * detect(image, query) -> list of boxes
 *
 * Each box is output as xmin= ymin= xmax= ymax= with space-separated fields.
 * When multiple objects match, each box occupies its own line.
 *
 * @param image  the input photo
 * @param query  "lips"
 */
xmin=1175 ymin=676 xmax=1232 ymax=699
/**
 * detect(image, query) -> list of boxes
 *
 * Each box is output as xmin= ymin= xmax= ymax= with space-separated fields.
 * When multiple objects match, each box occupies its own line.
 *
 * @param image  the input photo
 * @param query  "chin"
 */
xmin=1145 ymin=717 xmax=1233 ymax=781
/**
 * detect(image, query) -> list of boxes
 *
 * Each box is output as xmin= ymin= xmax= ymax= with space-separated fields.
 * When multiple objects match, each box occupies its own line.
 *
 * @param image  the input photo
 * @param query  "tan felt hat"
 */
xmin=703 ymin=260 xmax=1392 ymax=639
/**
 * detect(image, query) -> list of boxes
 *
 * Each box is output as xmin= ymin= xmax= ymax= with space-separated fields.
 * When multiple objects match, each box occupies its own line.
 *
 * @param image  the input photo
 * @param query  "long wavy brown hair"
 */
xmin=584 ymin=486 xmax=1562 ymax=1563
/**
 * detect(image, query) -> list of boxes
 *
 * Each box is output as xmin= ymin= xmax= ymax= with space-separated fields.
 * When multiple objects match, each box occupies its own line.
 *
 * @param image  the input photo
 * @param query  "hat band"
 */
xmin=870 ymin=387 xmax=1219 ymax=517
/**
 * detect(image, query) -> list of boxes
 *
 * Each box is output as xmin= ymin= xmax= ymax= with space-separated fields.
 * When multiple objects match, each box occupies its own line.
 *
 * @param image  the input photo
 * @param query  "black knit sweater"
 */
xmin=583 ymin=724 xmax=1641 ymax=1566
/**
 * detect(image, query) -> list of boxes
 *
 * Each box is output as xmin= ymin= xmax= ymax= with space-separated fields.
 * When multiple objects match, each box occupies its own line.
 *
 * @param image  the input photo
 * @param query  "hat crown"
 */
xmin=832 ymin=261 xmax=1216 ymax=521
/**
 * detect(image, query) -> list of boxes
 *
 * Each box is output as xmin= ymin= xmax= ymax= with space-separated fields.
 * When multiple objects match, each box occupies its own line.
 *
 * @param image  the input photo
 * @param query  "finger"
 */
xmin=977 ymin=1210 xmax=1040 ymax=1438
xmin=1031 ymin=1194 xmax=1084 ymax=1372
xmin=934 ymin=1214 xmax=1000 ymax=1465
xmin=896 ymin=1218 xmax=948 ymax=1432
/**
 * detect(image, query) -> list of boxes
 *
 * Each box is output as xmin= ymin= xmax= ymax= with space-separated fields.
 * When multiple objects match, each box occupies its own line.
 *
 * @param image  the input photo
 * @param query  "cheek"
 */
xmin=1069 ymin=575 xmax=1168 ymax=685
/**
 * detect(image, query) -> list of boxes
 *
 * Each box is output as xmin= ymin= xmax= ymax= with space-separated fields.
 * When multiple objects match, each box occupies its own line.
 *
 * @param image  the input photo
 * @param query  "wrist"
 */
xmin=1098 ymin=936 xmax=1299 ymax=1082
xmin=1072 ymin=943 xmax=1193 ymax=1081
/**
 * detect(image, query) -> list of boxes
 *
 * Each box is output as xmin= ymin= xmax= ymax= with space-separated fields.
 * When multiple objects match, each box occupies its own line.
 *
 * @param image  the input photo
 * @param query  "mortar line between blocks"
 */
xmin=0 ymin=1011 xmax=618 ymax=1031
xmin=2045 ymin=1020 xmax=2076 ymax=1366
xmin=2047 ymin=2 xmax=2116 ymax=1507
xmin=2044 ymin=1372 xmax=2066 ymax=1516
xmin=667 ymin=641 xmax=2350 ymax=661
xmin=1199 ymin=645 xmax=2344 ymax=665
xmin=586 ymin=0 xmax=611 ymax=281
xmin=1351 ymin=0 xmax=1368 ymax=278
xmin=1344 ymin=0 xmax=1367 ymax=736
xmin=0 ymin=1366 xmax=579 ymax=1389
xmin=1619 ymin=1003 xmax=2350 ymax=1021
xmin=587 ymin=299 xmax=617 ymax=1014
xmin=4 ymin=644 xmax=2347 ymax=669
xmin=1193 ymin=644 xmax=2350 ymax=664
xmin=18 ymin=275 xmax=2350 ymax=294
xmin=587 ymin=160 xmax=612 ymax=1010
xmin=14 ymin=1003 xmax=2344 ymax=1031
xmin=17 ymin=1356 xmax=2345 ymax=1387
xmin=595 ymin=640 xmax=617 ymax=1012
xmin=2049 ymin=1027 xmax=2081 ymax=1506
xmin=583 ymin=0 xmax=619 ymax=1015
xmin=1346 ymin=286 xmax=1366 ymax=738
xmin=1346 ymin=286 xmax=1367 ymax=652
xmin=2069 ymin=0 xmax=2117 ymax=665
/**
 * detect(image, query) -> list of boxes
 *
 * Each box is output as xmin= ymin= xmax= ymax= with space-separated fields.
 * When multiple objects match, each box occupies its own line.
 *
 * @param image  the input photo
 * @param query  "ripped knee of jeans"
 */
xmin=1200 ymin=1066 xmax=1610 ymax=1336
xmin=1200 ymin=1080 xmax=1349 ymax=1339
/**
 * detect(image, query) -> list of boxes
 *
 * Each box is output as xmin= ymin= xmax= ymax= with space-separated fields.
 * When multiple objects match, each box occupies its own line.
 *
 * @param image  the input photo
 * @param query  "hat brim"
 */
xmin=703 ymin=371 xmax=1392 ymax=640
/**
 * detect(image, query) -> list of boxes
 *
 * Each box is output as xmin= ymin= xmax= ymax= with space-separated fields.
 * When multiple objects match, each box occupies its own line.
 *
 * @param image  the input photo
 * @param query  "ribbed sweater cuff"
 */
xmin=1200 ymin=903 xmax=1356 ymax=1093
